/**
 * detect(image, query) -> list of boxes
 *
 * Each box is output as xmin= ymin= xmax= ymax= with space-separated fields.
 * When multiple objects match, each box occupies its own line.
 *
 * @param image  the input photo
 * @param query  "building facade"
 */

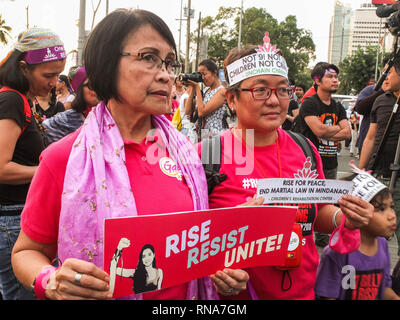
xmin=328 ymin=1 xmax=393 ymax=65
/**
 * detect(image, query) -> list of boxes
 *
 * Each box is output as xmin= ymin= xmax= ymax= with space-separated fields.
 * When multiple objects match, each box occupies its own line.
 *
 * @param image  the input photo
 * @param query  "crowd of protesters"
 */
xmin=0 ymin=8 xmax=399 ymax=301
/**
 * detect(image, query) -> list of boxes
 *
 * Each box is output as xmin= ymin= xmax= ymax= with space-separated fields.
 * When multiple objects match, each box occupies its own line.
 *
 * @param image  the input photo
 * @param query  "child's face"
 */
xmin=367 ymin=194 xmax=397 ymax=238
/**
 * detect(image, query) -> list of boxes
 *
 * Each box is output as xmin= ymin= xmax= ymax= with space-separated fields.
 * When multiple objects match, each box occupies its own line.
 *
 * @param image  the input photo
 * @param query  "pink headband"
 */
xmin=70 ymin=67 xmax=87 ymax=92
xmin=25 ymin=45 xmax=66 ymax=65
xmin=313 ymin=68 xmax=337 ymax=82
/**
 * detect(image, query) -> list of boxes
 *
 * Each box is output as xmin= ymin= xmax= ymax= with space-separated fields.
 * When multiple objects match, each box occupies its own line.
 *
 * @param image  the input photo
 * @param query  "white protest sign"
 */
xmin=226 ymin=52 xmax=288 ymax=86
xmin=351 ymin=173 xmax=387 ymax=202
xmin=225 ymin=32 xmax=289 ymax=85
xmin=257 ymin=178 xmax=353 ymax=204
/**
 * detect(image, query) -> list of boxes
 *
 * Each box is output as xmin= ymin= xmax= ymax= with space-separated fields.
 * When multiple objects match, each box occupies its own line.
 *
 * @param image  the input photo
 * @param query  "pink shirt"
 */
xmin=21 ymin=129 xmax=194 ymax=300
xmin=198 ymin=128 xmax=327 ymax=299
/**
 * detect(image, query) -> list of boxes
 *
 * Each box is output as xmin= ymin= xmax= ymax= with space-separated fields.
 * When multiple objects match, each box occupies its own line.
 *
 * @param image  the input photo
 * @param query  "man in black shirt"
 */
xmin=359 ymin=58 xmax=400 ymax=255
xmin=297 ymin=63 xmax=350 ymax=179
xmin=296 ymin=62 xmax=350 ymax=248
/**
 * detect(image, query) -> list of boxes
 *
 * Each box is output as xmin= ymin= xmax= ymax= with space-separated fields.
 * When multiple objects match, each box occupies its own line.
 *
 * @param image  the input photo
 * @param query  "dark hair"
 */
xmin=295 ymin=84 xmax=306 ymax=92
xmin=84 ymin=9 xmax=177 ymax=103
xmin=341 ymin=172 xmax=391 ymax=209
xmin=49 ymin=86 xmax=57 ymax=107
xmin=393 ymin=57 xmax=400 ymax=76
xmin=70 ymin=82 xmax=87 ymax=113
xmin=370 ymin=188 xmax=392 ymax=210
xmin=311 ymin=62 xmax=339 ymax=83
xmin=58 ymin=74 xmax=72 ymax=92
xmin=0 ymin=50 xmax=34 ymax=93
xmin=223 ymin=45 xmax=258 ymax=97
xmin=132 ymin=244 xmax=156 ymax=294
xmin=199 ymin=59 xmax=218 ymax=74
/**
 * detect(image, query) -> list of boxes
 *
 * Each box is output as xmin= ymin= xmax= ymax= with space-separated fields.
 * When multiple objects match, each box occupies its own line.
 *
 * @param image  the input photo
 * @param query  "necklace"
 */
xmin=232 ymin=127 xmax=282 ymax=179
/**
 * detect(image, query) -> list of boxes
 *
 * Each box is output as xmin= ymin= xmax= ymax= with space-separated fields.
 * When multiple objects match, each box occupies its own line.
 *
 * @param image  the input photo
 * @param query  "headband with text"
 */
xmin=226 ymin=32 xmax=289 ymax=86
xmin=349 ymin=162 xmax=387 ymax=202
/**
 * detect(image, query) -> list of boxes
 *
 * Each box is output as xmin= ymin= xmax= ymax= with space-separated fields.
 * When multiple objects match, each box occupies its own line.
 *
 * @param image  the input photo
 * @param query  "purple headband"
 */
xmin=313 ymin=68 xmax=337 ymax=82
xmin=70 ymin=67 xmax=87 ymax=92
xmin=25 ymin=45 xmax=66 ymax=65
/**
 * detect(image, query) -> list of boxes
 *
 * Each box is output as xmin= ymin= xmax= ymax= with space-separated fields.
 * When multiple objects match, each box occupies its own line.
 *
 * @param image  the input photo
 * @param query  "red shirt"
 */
xmin=302 ymin=87 xmax=316 ymax=104
xmin=198 ymin=128 xmax=327 ymax=299
xmin=21 ymin=129 xmax=194 ymax=300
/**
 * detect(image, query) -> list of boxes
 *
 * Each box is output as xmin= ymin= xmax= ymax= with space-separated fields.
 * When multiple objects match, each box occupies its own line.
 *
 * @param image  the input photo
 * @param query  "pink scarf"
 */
xmin=57 ymin=102 xmax=216 ymax=299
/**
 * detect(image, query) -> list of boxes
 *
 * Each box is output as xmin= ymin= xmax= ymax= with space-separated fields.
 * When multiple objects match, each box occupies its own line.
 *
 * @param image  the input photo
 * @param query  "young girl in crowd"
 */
xmin=0 ymin=27 xmax=66 ymax=300
xmin=315 ymin=170 xmax=400 ymax=300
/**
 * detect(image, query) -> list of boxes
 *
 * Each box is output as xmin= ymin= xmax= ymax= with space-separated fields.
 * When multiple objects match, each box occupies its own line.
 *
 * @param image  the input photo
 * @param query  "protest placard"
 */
xmin=257 ymin=178 xmax=353 ymax=204
xmin=104 ymin=206 xmax=297 ymax=298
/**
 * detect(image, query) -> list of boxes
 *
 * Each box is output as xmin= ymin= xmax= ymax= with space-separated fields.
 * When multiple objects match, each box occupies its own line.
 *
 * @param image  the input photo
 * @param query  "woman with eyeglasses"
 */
xmin=42 ymin=66 xmax=99 ymax=144
xmin=200 ymin=37 xmax=374 ymax=299
xmin=11 ymin=9 xmax=245 ymax=300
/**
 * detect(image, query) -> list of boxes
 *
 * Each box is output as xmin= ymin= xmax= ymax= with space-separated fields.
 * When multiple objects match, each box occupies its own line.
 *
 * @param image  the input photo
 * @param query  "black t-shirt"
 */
xmin=299 ymin=94 xmax=347 ymax=170
xmin=36 ymin=100 xmax=65 ymax=119
xmin=282 ymin=99 xmax=299 ymax=130
xmin=368 ymin=91 xmax=400 ymax=176
xmin=0 ymin=91 xmax=45 ymax=205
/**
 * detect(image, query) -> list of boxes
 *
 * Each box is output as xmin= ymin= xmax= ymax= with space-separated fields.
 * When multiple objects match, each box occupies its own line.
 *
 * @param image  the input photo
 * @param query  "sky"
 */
xmin=0 ymin=0 xmax=378 ymax=73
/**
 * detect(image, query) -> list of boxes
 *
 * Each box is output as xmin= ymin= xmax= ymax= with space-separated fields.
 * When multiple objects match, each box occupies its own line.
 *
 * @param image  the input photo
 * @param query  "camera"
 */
xmin=376 ymin=1 xmax=400 ymax=35
xmin=386 ymin=10 xmax=400 ymax=35
xmin=178 ymin=72 xmax=203 ymax=83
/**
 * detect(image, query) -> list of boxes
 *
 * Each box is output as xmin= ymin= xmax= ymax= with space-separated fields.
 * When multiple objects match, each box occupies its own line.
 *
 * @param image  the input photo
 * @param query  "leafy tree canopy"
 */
xmin=338 ymin=46 xmax=377 ymax=95
xmin=0 ymin=14 xmax=12 ymax=46
xmin=193 ymin=7 xmax=315 ymax=85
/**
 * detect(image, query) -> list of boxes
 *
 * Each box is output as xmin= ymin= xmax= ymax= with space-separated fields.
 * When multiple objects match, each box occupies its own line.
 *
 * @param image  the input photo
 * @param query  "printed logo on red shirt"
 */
xmin=293 ymin=157 xmax=319 ymax=179
xmin=159 ymin=157 xmax=182 ymax=181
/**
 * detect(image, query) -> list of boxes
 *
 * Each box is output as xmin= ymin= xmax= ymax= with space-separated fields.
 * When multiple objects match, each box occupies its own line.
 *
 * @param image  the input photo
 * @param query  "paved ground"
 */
xmin=314 ymin=144 xmax=400 ymax=272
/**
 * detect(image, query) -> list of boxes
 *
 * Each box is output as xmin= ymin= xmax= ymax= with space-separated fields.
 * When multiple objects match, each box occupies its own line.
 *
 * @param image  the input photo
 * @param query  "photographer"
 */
xmin=184 ymin=59 xmax=228 ymax=139
xmin=358 ymin=56 xmax=400 ymax=255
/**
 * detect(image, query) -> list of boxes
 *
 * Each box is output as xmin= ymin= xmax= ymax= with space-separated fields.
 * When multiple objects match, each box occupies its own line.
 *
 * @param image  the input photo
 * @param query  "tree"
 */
xmin=195 ymin=7 xmax=239 ymax=67
xmin=0 ymin=14 xmax=12 ymax=46
xmin=338 ymin=46 xmax=377 ymax=95
xmin=236 ymin=7 xmax=279 ymax=47
xmin=274 ymin=15 xmax=315 ymax=83
xmin=90 ymin=0 xmax=102 ymax=30
xmin=294 ymin=67 xmax=313 ymax=90
xmin=197 ymin=7 xmax=315 ymax=81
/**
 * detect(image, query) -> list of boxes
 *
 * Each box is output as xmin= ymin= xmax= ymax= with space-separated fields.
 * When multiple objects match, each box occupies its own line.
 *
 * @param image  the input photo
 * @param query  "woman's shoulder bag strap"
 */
xmin=0 ymin=86 xmax=31 ymax=137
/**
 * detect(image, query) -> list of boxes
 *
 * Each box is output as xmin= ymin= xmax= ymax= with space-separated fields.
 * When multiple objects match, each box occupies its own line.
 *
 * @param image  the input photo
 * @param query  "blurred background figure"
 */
xmin=56 ymin=74 xmax=74 ymax=110
xmin=34 ymin=87 xmax=65 ymax=119
xmin=43 ymin=66 xmax=99 ymax=144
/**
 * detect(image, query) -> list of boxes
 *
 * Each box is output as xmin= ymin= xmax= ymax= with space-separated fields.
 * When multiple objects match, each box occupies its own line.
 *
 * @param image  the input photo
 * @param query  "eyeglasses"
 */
xmin=83 ymin=82 xmax=93 ymax=90
xmin=121 ymin=51 xmax=181 ymax=76
xmin=238 ymin=86 xmax=294 ymax=101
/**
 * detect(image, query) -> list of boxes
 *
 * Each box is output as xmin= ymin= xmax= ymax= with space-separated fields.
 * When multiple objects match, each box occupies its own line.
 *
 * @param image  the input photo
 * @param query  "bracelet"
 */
xmin=31 ymin=266 xmax=58 ymax=300
xmin=332 ymin=208 xmax=341 ymax=229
